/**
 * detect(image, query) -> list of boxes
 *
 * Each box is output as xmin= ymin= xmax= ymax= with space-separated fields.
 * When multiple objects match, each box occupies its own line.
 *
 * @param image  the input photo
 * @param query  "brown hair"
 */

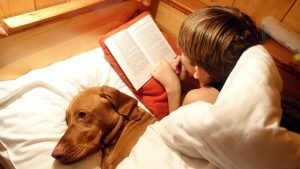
xmin=178 ymin=6 xmax=262 ymax=84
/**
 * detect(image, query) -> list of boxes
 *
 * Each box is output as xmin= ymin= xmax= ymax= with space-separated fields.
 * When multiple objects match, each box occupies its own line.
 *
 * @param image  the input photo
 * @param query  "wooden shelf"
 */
xmin=0 ymin=0 xmax=112 ymax=38
xmin=0 ymin=0 xmax=160 ymax=39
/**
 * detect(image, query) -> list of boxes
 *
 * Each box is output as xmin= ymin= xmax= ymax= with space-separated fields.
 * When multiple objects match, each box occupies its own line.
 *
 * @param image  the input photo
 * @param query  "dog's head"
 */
xmin=52 ymin=85 xmax=140 ymax=164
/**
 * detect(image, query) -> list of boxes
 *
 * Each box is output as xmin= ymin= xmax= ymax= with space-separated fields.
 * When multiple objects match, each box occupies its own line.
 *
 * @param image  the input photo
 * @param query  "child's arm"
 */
xmin=151 ymin=59 xmax=181 ymax=112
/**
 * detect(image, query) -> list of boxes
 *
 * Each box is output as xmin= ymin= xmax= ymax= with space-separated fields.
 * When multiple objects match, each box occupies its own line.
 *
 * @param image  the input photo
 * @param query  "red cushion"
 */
xmin=99 ymin=12 xmax=180 ymax=120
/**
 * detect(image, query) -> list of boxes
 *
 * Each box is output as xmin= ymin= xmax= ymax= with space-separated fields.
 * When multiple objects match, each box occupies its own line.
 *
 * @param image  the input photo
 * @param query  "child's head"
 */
xmin=178 ymin=6 xmax=262 ymax=84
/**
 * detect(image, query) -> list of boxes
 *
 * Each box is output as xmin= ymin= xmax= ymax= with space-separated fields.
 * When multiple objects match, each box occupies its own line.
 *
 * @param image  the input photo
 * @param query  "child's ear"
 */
xmin=193 ymin=66 xmax=210 ymax=86
xmin=194 ymin=66 xmax=209 ymax=79
xmin=193 ymin=66 xmax=201 ymax=79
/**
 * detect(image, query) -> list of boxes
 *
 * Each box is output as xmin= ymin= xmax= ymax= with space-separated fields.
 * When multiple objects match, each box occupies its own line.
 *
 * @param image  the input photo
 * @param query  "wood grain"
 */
xmin=1 ymin=0 xmax=128 ymax=37
xmin=233 ymin=0 xmax=296 ymax=24
xmin=34 ymin=0 xmax=66 ymax=9
xmin=155 ymin=1 xmax=187 ymax=41
xmin=161 ymin=0 xmax=207 ymax=14
xmin=0 ymin=0 xmax=35 ymax=19
xmin=282 ymin=0 xmax=300 ymax=35
xmin=201 ymin=0 xmax=235 ymax=6
xmin=0 ymin=0 xmax=143 ymax=80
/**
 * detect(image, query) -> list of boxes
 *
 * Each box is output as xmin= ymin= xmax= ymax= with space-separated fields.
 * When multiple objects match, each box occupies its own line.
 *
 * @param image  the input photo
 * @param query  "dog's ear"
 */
xmin=98 ymin=85 xmax=141 ymax=120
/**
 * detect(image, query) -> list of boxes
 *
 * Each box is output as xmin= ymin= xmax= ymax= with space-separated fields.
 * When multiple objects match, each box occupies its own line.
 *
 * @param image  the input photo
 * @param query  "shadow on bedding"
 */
xmin=281 ymin=96 xmax=300 ymax=134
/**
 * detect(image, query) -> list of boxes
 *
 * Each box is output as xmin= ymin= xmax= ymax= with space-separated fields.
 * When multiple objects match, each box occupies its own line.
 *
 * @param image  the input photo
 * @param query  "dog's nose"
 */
xmin=52 ymin=144 xmax=66 ymax=160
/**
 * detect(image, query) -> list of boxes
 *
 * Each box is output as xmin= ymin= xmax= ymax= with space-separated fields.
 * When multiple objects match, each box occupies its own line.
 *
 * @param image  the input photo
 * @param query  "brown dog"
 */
xmin=52 ymin=85 xmax=157 ymax=169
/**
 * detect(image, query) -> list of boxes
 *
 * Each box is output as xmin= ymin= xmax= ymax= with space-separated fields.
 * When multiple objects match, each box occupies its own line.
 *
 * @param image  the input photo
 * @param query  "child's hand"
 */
xmin=169 ymin=56 xmax=181 ymax=74
xmin=151 ymin=59 xmax=181 ymax=93
xmin=169 ymin=55 xmax=187 ymax=80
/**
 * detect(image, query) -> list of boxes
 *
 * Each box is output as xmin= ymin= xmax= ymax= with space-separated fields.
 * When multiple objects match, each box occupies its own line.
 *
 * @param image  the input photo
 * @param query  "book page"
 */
xmin=128 ymin=15 xmax=176 ymax=66
xmin=104 ymin=29 xmax=152 ymax=90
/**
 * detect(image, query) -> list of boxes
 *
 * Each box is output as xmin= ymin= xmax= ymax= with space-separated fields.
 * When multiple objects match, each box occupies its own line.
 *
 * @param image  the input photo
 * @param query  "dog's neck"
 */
xmin=102 ymin=116 xmax=125 ymax=145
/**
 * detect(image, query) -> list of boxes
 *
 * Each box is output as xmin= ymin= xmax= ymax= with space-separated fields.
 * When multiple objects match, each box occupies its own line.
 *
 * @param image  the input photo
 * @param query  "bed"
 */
xmin=1 ymin=1 xmax=300 ymax=169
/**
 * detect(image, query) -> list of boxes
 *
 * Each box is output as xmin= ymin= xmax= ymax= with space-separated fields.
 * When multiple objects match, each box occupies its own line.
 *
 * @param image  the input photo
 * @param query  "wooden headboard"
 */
xmin=0 ymin=0 xmax=159 ymax=81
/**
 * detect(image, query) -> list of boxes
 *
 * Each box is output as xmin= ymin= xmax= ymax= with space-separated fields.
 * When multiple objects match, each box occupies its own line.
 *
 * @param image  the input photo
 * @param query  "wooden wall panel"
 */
xmin=282 ymin=0 xmax=300 ymax=35
xmin=34 ymin=0 xmax=66 ymax=9
xmin=156 ymin=1 xmax=187 ymax=41
xmin=233 ymin=0 xmax=295 ymax=24
xmin=162 ymin=0 xmax=207 ymax=13
xmin=201 ymin=0 xmax=235 ymax=6
xmin=0 ymin=0 xmax=142 ymax=80
xmin=214 ymin=0 xmax=235 ymax=6
xmin=0 ymin=0 xmax=35 ymax=19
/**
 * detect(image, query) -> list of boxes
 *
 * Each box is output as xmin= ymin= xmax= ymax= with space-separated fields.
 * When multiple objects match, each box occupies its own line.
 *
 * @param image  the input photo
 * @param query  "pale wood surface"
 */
xmin=0 ymin=0 xmax=35 ymax=19
xmin=0 ymin=0 xmax=143 ymax=80
xmin=161 ymin=0 xmax=207 ymax=14
xmin=0 ymin=0 xmax=68 ymax=19
xmin=283 ymin=0 xmax=300 ymax=35
xmin=160 ymin=0 xmax=299 ymax=35
xmin=156 ymin=1 xmax=187 ymax=41
xmin=1 ymin=0 xmax=117 ymax=36
xmin=1 ymin=0 xmax=299 ymax=34
xmin=200 ymin=0 xmax=234 ymax=6
xmin=0 ymin=0 xmax=158 ymax=38
xmin=35 ymin=0 xmax=66 ymax=9
xmin=233 ymin=0 xmax=296 ymax=24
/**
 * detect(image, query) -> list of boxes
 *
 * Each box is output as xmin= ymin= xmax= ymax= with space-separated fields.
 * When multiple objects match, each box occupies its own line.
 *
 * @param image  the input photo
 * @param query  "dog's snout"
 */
xmin=52 ymin=144 xmax=66 ymax=160
xmin=52 ymin=154 xmax=63 ymax=160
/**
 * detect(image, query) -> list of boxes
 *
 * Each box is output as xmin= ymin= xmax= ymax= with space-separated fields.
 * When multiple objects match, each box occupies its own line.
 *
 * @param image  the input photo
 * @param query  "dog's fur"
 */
xmin=52 ymin=85 xmax=157 ymax=169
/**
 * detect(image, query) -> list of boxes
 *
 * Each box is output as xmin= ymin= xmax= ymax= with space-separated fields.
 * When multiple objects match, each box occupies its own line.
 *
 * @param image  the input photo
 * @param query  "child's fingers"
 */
xmin=169 ymin=56 xmax=182 ymax=74
xmin=179 ymin=64 xmax=187 ymax=80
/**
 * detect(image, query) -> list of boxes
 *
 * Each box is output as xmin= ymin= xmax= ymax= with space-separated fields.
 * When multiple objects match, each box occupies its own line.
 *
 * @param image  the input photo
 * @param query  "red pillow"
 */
xmin=99 ymin=12 xmax=180 ymax=120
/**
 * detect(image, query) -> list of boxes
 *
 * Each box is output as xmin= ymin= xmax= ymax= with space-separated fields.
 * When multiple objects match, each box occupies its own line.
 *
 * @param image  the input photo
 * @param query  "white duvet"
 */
xmin=117 ymin=45 xmax=300 ymax=169
xmin=1 ymin=46 xmax=300 ymax=169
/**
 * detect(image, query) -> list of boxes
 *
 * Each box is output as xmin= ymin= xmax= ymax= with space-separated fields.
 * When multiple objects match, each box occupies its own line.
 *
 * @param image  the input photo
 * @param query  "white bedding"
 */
xmin=117 ymin=45 xmax=300 ymax=169
xmin=0 ymin=48 xmax=146 ymax=169
xmin=1 ymin=45 xmax=300 ymax=169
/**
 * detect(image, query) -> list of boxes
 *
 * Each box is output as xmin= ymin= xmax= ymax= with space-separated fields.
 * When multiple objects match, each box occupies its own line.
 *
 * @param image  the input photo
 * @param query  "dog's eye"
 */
xmin=78 ymin=112 xmax=87 ymax=118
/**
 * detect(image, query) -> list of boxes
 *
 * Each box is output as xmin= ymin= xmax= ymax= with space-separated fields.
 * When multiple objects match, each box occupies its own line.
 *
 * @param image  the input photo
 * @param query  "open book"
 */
xmin=104 ymin=14 xmax=177 ymax=90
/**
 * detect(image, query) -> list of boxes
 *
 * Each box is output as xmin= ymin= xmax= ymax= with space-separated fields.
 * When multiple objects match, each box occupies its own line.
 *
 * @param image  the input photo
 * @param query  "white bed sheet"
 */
xmin=0 ymin=47 xmax=147 ymax=169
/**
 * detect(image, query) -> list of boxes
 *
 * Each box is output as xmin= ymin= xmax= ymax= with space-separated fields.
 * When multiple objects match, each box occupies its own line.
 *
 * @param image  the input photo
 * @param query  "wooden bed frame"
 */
xmin=0 ymin=0 xmax=159 ymax=81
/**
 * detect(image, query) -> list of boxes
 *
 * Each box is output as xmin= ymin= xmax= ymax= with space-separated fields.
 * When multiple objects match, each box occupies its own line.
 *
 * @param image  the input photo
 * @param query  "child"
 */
xmin=151 ymin=6 xmax=262 ymax=112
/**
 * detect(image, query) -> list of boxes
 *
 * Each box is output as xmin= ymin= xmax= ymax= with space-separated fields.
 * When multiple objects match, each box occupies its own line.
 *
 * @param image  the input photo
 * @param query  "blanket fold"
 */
xmin=118 ymin=45 xmax=300 ymax=169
